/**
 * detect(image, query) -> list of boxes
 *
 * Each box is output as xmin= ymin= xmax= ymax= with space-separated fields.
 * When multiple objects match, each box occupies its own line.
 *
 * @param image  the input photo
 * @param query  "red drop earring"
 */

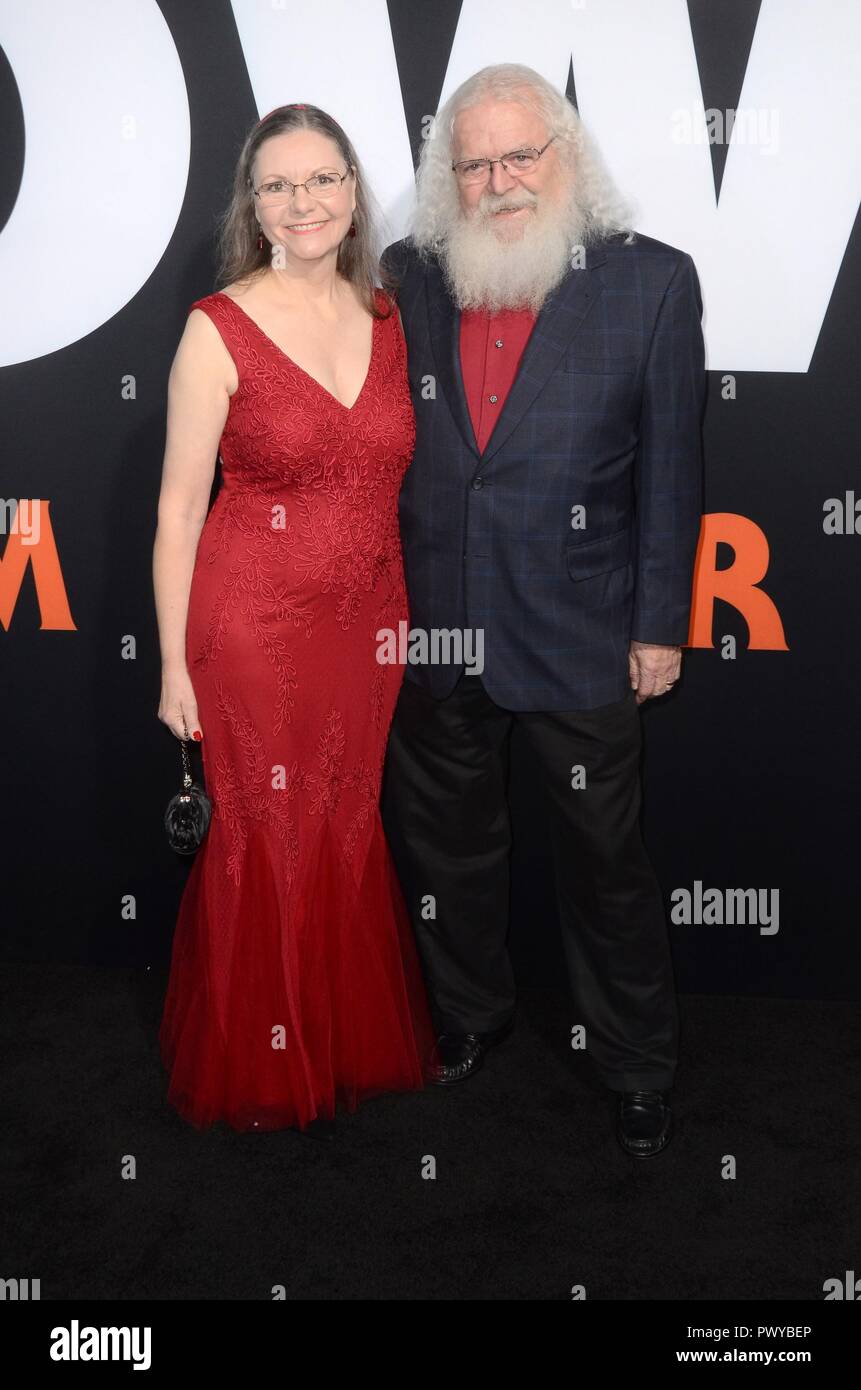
xmin=256 ymin=224 xmax=264 ymax=250
xmin=348 ymin=222 xmax=357 ymax=238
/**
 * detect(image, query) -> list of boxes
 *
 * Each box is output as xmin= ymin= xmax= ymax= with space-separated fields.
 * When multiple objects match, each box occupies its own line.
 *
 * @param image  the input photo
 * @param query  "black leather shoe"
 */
xmin=616 ymin=1089 xmax=672 ymax=1157
xmin=424 ymin=1018 xmax=515 ymax=1086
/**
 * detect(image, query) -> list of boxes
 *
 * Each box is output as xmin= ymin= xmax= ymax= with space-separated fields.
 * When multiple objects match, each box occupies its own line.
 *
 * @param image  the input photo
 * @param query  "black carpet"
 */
xmin=2 ymin=965 xmax=859 ymax=1301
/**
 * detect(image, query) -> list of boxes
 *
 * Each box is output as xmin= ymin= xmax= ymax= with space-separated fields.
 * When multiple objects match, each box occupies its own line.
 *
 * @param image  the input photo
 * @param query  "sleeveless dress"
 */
xmin=159 ymin=287 xmax=435 ymax=1132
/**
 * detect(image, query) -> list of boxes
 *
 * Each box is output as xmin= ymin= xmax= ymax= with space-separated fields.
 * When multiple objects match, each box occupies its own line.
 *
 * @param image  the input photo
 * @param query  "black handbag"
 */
xmin=164 ymin=715 xmax=212 ymax=854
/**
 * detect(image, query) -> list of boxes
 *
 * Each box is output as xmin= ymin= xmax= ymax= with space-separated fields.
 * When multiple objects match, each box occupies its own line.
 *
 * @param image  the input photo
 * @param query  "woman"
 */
xmin=152 ymin=103 xmax=434 ymax=1136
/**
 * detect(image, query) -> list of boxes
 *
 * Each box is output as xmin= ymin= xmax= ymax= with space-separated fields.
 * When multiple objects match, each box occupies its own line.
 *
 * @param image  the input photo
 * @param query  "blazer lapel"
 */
xmin=425 ymin=243 xmax=608 ymax=467
xmin=425 ymin=260 xmax=477 ymax=457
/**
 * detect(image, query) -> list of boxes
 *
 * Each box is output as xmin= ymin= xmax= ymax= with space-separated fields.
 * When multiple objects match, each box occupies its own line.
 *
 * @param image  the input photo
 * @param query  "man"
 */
xmin=380 ymin=63 xmax=705 ymax=1158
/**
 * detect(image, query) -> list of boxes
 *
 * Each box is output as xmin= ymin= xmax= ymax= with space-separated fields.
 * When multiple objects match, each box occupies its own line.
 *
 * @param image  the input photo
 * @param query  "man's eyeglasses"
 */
xmin=251 ymin=166 xmax=353 ymax=207
xmin=451 ymin=136 xmax=557 ymax=185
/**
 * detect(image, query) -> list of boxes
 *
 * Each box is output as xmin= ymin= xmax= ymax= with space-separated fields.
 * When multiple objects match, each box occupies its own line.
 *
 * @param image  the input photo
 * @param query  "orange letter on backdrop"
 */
xmin=688 ymin=512 xmax=788 ymax=650
xmin=0 ymin=500 xmax=76 ymax=630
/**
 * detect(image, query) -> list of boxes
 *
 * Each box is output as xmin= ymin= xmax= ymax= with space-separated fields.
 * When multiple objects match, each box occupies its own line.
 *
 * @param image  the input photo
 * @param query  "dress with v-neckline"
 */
xmin=214 ymin=289 xmax=379 ymax=414
xmin=159 ymin=285 xmax=429 ymax=1135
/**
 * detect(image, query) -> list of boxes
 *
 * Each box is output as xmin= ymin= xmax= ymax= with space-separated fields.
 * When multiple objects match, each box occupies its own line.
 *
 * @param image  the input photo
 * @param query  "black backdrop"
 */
xmin=2 ymin=0 xmax=859 ymax=1002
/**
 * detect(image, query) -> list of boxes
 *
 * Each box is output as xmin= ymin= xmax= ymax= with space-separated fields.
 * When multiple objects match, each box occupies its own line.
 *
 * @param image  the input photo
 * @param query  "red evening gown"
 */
xmin=159 ymin=286 xmax=435 ymax=1132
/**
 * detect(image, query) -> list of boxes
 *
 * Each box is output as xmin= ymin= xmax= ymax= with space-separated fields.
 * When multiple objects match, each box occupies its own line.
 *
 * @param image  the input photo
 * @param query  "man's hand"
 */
xmin=628 ymin=641 xmax=682 ymax=705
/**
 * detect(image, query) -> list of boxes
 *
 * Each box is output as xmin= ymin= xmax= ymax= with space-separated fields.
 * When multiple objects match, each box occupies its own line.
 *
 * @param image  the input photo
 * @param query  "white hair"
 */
xmin=409 ymin=62 xmax=636 ymax=256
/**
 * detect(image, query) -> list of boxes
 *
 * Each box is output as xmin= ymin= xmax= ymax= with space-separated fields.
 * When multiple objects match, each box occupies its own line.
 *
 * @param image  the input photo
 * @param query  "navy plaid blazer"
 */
xmin=381 ymin=230 xmax=706 ymax=711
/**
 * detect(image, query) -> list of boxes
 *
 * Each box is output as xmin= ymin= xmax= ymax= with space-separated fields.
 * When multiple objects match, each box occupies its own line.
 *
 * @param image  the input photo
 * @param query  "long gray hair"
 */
xmin=214 ymin=103 xmax=396 ymax=318
xmin=410 ymin=63 xmax=635 ymax=254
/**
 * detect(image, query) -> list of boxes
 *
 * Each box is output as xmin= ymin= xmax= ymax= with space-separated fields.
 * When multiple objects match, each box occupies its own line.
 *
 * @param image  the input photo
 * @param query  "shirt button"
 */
xmin=471 ymin=477 xmax=484 ymax=490
xmin=495 ymin=339 xmax=503 ymax=348
xmin=489 ymin=394 xmax=498 ymax=403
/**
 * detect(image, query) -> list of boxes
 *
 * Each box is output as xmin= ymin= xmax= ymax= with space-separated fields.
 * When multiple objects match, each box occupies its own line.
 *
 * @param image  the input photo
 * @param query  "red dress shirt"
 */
xmin=459 ymin=306 xmax=537 ymax=454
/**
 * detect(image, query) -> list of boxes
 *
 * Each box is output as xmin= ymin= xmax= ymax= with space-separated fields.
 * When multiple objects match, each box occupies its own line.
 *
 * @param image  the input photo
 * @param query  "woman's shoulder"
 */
xmin=189 ymin=276 xmax=259 ymax=317
xmin=370 ymin=285 xmax=403 ymax=345
xmin=371 ymin=284 xmax=398 ymax=318
xmin=187 ymin=290 xmax=228 ymax=322
xmin=372 ymin=287 xmax=406 ymax=370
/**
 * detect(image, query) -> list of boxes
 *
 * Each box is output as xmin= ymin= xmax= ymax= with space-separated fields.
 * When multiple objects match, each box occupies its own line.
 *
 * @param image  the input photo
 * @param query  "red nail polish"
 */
xmin=193 ymin=730 xmax=202 ymax=741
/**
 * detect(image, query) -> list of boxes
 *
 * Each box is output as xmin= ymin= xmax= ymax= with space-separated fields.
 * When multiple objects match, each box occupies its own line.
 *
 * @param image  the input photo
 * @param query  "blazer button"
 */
xmin=471 ymin=476 xmax=484 ymax=490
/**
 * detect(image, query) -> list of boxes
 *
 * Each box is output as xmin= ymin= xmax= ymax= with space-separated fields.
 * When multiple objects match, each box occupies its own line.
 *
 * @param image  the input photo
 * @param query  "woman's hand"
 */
xmin=159 ymin=665 xmax=203 ymax=741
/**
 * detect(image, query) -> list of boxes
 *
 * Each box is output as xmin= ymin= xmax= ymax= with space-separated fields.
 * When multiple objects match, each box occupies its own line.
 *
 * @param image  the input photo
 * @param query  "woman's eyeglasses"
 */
xmin=251 ymin=167 xmax=353 ymax=207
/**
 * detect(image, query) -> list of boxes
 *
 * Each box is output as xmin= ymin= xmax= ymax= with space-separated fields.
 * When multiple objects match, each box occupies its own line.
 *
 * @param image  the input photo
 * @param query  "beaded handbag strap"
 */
xmin=180 ymin=715 xmax=193 ymax=789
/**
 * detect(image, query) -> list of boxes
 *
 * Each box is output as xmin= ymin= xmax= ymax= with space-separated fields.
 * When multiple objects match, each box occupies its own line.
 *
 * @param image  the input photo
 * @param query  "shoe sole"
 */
xmin=616 ymin=1123 xmax=672 ymax=1158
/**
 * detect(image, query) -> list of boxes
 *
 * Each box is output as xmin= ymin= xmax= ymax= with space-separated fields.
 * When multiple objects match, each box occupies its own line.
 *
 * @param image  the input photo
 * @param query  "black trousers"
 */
xmin=380 ymin=672 xmax=678 ymax=1092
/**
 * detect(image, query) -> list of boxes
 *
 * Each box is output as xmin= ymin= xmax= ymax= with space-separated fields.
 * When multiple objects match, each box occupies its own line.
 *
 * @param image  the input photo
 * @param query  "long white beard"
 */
xmin=438 ymin=184 xmax=592 ymax=314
